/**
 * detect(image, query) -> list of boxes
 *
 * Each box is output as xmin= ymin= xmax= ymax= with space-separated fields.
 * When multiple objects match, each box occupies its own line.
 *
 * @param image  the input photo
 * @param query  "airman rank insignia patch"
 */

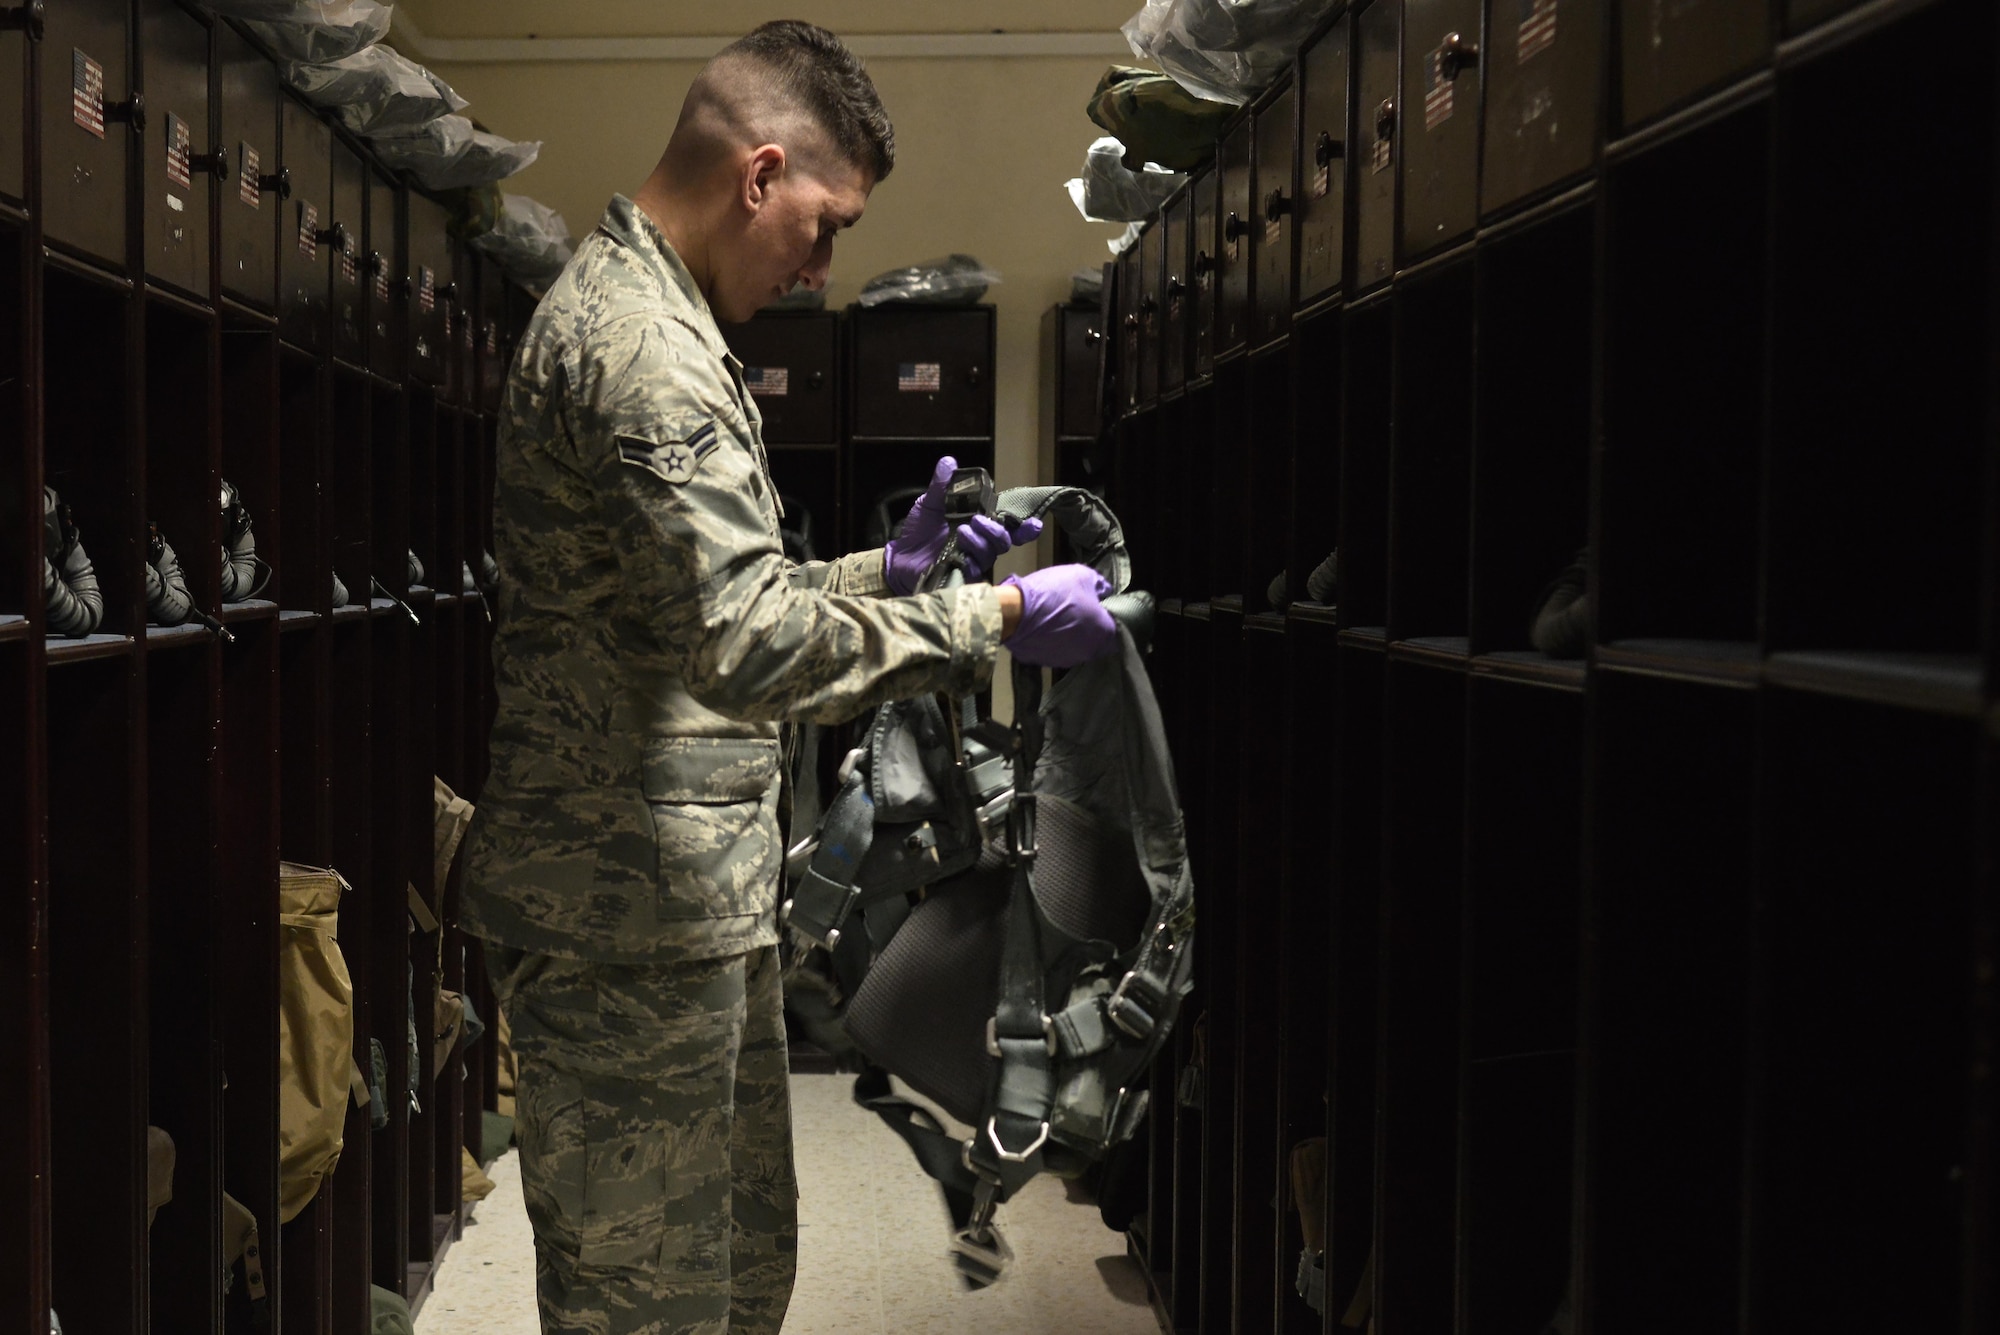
xmin=618 ymin=423 xmax=719 ymax=484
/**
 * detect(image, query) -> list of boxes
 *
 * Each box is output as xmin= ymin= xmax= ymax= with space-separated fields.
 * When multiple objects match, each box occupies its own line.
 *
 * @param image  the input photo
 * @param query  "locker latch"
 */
xmin=0 ymin=1 xmax=45 ymax=40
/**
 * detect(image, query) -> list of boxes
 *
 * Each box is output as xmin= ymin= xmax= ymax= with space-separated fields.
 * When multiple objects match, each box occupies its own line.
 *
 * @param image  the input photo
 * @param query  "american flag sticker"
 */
xmin=72 ymin=50 xmax=104 ymax=138
xmin=1372 ymin=135 xmax=1393 ymax=175
xmin=1518 ymin=0 xmax=1558 ymax=63
xmin=1312 ymin=161 xmax=1331 ymax=199
xmin=418 ymin=265 xmax=436 ymax=314
xmin=165 ymin=113 xmax=191 ymax=190
xmin=1424 ymin=48 xmax=1455 ymax=130
xmin=299 ymin=203 xmax=319 ymax=260
xmin=897 ymin=362 xmax=941 ymax=393
xmin=744 ymin=366 xmax=789 ymax=397
xmin=485 ymin=320 xmax=500 ymax=355
xmin=374 ymin=259 xmax=391 ymax=304
xmin=239 ymin=144 xmax=261 ymax=208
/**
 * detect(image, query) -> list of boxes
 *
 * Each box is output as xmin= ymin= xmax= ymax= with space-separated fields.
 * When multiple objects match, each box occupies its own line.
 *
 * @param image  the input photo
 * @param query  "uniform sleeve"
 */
xmin=788 ymin=547 xmax=890 ymax=596
xmin=573 ymin=317 xmax=1001 ymax=723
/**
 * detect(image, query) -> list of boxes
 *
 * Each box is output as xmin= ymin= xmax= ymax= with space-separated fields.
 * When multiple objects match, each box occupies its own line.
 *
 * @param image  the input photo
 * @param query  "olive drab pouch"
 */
xmin=370 ymin=1284 xmax=415 ymax=1335
xmin=221 ymin=1191 xmax=268 ymax=1309
xmin=1292 ymin=1136 xmax=1328 ymax=1313
xmin=277 ymin=861 xmax=356 ymax=1223
xmin=1087 ymin=65 xmax=1236 ymax=172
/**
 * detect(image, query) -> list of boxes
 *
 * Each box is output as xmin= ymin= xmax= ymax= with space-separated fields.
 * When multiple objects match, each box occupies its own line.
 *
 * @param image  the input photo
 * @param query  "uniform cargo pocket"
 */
xmin=644 ymin=737 xmax=782 ymax=923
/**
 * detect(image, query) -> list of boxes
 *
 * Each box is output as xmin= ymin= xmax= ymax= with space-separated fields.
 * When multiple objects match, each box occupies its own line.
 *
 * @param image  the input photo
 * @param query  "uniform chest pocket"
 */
xmin=643 ymin=738 xmax=782 ymax=923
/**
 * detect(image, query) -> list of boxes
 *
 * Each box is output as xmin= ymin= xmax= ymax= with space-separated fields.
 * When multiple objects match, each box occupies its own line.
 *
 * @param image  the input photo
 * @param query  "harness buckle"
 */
xmin=1106 ymin=969 xmax=1163 ymax=1041
xmin=985 ymin=1115 xmax=1052 ymax=1164
xmin=972 ymin=788 xmax=1014 ymax=853
xmin=1007 ymin=791 xmax=1038 ymax=863
xmin=986 ymin=1015 xmax=1058 ymax=1058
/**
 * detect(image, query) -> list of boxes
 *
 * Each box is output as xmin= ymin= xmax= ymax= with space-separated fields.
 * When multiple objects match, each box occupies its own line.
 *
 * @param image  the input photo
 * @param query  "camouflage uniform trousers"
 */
xmin=488 ymin=943 xmax=797 ymax=1335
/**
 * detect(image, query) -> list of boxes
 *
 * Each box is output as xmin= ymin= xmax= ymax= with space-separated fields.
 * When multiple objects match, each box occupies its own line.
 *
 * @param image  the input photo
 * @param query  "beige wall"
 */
xmin=423 ymin=51 xmax=1130 ymax=581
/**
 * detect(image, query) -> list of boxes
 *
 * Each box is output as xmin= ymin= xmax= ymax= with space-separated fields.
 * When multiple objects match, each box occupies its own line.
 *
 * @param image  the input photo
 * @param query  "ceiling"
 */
xmin=395 ymin=0 xmax=1145 ymax=42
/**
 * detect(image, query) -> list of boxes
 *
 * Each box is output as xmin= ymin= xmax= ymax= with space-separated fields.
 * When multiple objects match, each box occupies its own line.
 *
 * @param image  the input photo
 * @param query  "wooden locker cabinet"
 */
xmin=42 ymin=0 xmax=130 ymax=270
xmin=1482 ymin=0 xmax=1601 ymax=217
xmin=846 ymin=305 xmax=994 ymax=440
xmin=1619 ymin=0 xmax=1772 ymax=131
xmin=1192 ymin=164 xmax=1218 ymax=379
xmin=450 ymin=237 xmax=476 ymax=403
xmin=1217 ymin=112 xmax=1253 ymax=357
xmin=718 ymin=309 xmax=838 ymax=444
xmin=407 ymin=189 xmax=450 ymax=385
xmin=0 ymin=18 xmax=23 ymax=206
xmin=1052 ymin=304 xmax=1102 ymax=439
xmin=1252 ymin=77 xmax=1297 ymax=348
xmin=367 ymin=164 xmax=402 ymax=379
xmin=1138 ymin=214 xmax=1163 ymax=407
xmin=329 ymin=137 xmax=366 ymax=364
xmin=277 ymin=93 xmax=330 ymax=353
xmin=1297 ymin=12 xmax=1351 ymax=309
xmin=1162 ymin=185 xmax=1191 ymax=396
xmin=140 ymin=0 xmax=210 ymax=299
xmin=1116 ymin=241 xmax=1140 ymax=416
xmin=478 ymin=251 xmax=507 ymax=412
xmin=215 ymin=22 xmax=281 ymax=309
xmin=1401 ymin=0 xmax=1482 ymax=260
xmin=1355 ymin=0 xmax=1402 ymax=291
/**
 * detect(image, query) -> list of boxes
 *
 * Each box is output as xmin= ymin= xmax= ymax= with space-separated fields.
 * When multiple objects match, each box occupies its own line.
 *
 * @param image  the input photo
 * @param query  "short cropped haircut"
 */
xmin=721 ymin=21 xmax=895 ymax=183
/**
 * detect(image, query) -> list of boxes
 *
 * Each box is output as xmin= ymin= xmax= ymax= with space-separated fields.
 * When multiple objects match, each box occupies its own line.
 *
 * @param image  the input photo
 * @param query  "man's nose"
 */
xmin=796 ymin=260 xmax=829 ymax=293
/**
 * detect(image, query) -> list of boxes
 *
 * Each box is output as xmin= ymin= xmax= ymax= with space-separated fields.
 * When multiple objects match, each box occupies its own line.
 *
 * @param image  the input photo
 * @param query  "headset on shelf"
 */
xmin=219 ymin=478 xmax=273 ymax=604
xmin=43 ymin=485 xmax=103 ymax=638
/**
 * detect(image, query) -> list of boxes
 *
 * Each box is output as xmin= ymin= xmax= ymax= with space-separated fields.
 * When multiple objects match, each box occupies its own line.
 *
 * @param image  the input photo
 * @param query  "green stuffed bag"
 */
xmin=1087 ymin=65 xmax=1236 ymax=172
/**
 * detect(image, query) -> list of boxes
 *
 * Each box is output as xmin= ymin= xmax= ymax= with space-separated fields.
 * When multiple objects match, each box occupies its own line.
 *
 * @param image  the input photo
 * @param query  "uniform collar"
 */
xmin=598 ymin=194 xmax=740 ymax=369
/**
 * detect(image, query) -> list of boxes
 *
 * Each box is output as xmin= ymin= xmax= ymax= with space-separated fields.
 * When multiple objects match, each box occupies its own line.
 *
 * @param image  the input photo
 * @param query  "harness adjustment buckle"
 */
xmin=1106 ymin=969 xmax=1165 ymax=1041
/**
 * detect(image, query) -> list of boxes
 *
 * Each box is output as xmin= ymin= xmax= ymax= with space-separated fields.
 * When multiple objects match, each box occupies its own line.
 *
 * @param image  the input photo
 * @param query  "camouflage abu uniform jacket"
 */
xmin=463 ymin=196 xmax=1004 ymax=963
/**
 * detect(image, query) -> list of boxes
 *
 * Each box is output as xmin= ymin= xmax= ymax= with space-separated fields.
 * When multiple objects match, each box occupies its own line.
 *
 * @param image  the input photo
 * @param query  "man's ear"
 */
xmin=743 ymin=144 xmax=787 ymax=213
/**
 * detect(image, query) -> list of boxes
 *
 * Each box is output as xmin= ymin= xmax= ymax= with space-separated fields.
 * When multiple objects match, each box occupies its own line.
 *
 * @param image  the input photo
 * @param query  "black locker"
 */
xmin=330 ymin=137 xmax=365 ymax=364
xmin=215 ymin=23 xmax=281 ymax=309
xmin=0 ymin=19 xmax=22 ymax=206
xmin=1139 ymin=214 xmax=1163 ymax=407
xmin=717 ymin=310 xmax=839 ymax=444
xmin=1355 ymin=0 xmax=1402 ymax=291
xmin=1252 ymin=78 xmax=1296 ymax=348
xmin=1401 ymin=0 xmax=1483 ymax=260
xmin=1297 ymin=13 xmax=1351 ymax=309
xmin=1618 ymin=0 xmax=1770 ymax=131
xmin=1116 ymin=242 xmax=1140 ymax=416
xmin=477 ymin=254 xmax=507 ymax=412
xmin=451 ymin=236 xmax=476 ymax=404
xmin=1217 ymin=114 xmax=1253 ymax=356
xmin=43 ymin=0 xmax=130 ymax=269
xmin=846 ymin=305 xmax=994 ymax=440
xmin=277 ymin=94 xmax=330 ymax=353
xmin=1482 ymin=0 xmax=1601 ymax=216
xmin=1163 ymin=186 xmax=1190 ymax=396
xmin=141 ymin=0 xmax=209 ymax=299
xmin=367 ymin=165 xmax=401 ymax=380
xmin=1054 ymin=305 xmax=1101 ymax=439
xmin=1193 ymin=165 xmax=1218 ymax=379
xmin=406 ymin=190 xmax=450 ymax=385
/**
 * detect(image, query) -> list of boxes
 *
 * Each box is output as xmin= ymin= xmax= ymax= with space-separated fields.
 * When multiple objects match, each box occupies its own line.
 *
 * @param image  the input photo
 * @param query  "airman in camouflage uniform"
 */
xmin=460 ymin=23 xmax=1025 ymax=1335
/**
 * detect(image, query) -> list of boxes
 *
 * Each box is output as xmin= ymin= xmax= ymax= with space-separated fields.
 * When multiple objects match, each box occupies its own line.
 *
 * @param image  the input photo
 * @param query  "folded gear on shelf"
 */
xmin=857 ymin=253 xmax=998 ymax=308
xmin=286 ymin=44 xmax=467 ymax=136
xmin=783 ymin=484 xmax=1193 ymax=1285
xmin=467 ymin=191 xmax=575 ymax=291
xmin=1087 ymin=65 xmax=1236 ymax=173
xmin=1066 ymin=137 xmax=1187 ymax=224
xmin=1121 ymin=0 xmax=1340 ymax=104
xmin=365 ymin=113 xmax=540 ymax=190
xmin=238 ymin=0 xmax=392 ymax=65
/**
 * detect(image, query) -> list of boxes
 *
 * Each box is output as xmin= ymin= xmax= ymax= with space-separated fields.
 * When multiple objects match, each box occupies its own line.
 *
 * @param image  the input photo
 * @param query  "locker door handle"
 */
xmin=315 ymin=221 xmax=352 ymax=253
xmin=441 ymin=281 xmax=461 ymax=308
xmin=1123 ymin=312 xmax=1139 ymax=329
xmin=259 ymin=166 xmax=292 ymax=200
xmin=1166 ymin=278 xmax=1189 ymax=299
xmin=1438 ymin=31 xmax=1479 ymax=79
xmin=1224 ymin=212 xmax=1249 ymax=242
xmin=0 ymin=1 xmax=45 ymax=40
xmin=966 ymin=366 xmax=983 ymax=386
xmin=106 ymin=91 xmax=144 ymax=132
xmin=1375 ymin=99 xmax=1397 ymax=141
xmin=189 ymin=147 xmax=228 ymax=176
xmin=1085 ymin=327 xmax=1103 ymax=344
xmin=1194 ymin=249 xmax=1215 ymax=277
xmin=806 ymin=370 xmax=825 ymax=390
xmin=1264 ymin=188 xmax=1291 ymax=224
xmin=1315 ymin=131 xmax=1344 ymax=166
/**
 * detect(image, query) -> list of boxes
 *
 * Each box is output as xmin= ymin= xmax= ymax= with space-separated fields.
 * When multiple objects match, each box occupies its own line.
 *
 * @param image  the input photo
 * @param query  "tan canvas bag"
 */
xmin=277 ymin=861 xmax=355 ymax=1223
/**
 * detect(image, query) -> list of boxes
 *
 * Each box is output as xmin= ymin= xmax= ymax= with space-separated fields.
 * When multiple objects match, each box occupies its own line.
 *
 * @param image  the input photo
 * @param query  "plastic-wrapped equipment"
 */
xmin=288 ymin=45 xmax=466 ymax=136
xmin=856 ymin=254 xmax=998 ymax=308
xmin=1065 ymin=137 xmax=1186 ymax=224
xmin=366 ymin=115 xmax=540 ymax=190
xmin=237 ymin=0 xmax=392 ymax=64
xmin=1121 ymin=0 xmax=1340 ymax=104
xmin=1087 ymin=66 xmax=1235 ymax=173
xmin=468 ymin=193 xmax=574 ymax=290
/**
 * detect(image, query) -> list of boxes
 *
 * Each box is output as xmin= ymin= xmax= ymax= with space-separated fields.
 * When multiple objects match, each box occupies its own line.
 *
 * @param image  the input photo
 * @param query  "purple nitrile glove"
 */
xmin=883 ymin=456 xmax=1045 ymax=594
xmin=1002 ymin=565 xmax=1119 ymax=668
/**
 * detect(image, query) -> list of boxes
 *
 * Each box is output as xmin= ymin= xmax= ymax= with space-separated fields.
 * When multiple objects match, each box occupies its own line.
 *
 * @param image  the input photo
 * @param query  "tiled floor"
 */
xmin=416 ymin=1073 xmax=1162 ymax=1335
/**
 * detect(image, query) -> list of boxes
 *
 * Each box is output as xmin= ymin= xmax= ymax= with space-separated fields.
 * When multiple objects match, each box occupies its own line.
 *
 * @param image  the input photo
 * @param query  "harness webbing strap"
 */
xmin=786 ymin=772 xmax=874 ymax=948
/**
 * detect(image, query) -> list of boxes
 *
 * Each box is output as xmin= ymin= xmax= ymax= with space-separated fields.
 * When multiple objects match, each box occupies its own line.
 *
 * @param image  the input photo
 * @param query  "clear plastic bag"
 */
xmin=287 ymin=45 xmax=465 ymax=136
xmin=468 ymin=192 xmax=574 ymax=290
xmin=1064 ymin=136 xmax=1185 ymax=223
xmin=856 ymin=254 xmax=999 ymax=308
xmin=238 ymin=0 xmax=392 ymax=64
xmin=1121 ymin=0 xmax=1338 ymax=104
xmin=365 ymin=115 xmax=540 ymax=190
